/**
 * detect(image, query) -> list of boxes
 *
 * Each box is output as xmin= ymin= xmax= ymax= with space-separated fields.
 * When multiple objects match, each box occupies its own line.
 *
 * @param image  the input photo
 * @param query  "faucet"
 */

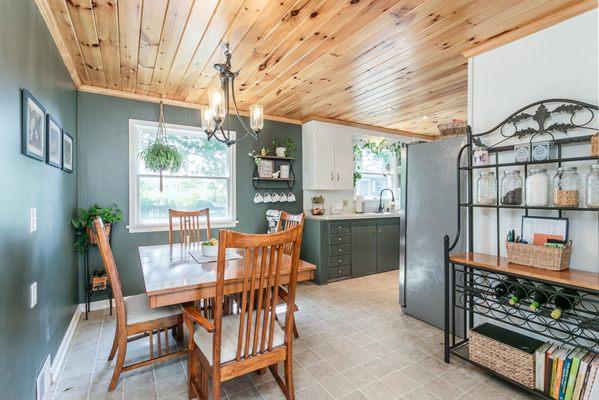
xmin=378 ymin=189 xmax=395 ymax=213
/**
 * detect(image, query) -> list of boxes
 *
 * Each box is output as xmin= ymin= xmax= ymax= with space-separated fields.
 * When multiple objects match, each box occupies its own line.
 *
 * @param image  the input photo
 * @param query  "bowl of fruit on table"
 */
xmin=201 ymin=239 xmax=219 ymax=257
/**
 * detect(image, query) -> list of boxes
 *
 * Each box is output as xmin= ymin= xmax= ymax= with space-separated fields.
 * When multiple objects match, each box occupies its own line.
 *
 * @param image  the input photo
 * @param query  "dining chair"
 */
xmin=183 ymin=226 xmax=304 ymax=400
xmin=168 ymin=208 xmax=211 ymax=245
xmin=93 ymin=217 xmax=185 ymax=391
xmin=276 ymin=211 xmax=305 ymax=338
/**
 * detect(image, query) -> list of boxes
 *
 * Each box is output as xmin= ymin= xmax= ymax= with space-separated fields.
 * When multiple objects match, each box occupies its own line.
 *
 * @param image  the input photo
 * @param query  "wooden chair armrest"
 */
xmin=183 ymin=305 xmax=215 ymax=333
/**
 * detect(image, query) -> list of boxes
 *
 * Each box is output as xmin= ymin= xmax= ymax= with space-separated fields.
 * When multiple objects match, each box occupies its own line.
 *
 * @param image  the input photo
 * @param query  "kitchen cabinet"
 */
xmin=302 ymin=121 xmax=354 ymax=190
xmin=351 ymin=220 xmax=378 ymax=276
xmin=302 ymin=216 xmax=400 ymax=284
xmin=376 ymin=219 xmax=400 ymax=272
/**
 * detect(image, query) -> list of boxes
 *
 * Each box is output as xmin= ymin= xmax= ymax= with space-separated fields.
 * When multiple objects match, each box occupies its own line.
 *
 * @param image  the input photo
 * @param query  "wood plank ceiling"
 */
xmin=37 ymin=0 xmax=594 ymax=136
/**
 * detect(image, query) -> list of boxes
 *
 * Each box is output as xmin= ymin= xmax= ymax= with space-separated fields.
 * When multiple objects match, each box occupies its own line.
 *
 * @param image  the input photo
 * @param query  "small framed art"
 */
xmin=22 ymin=89 xmax=46 ymax=161
xmin=46 ymin=115 xmax=62 ymax=168
xmin=62 ymin=132 xmax=74 ymax=173
xmin=258 ymin=159 xmax=274 ymax=178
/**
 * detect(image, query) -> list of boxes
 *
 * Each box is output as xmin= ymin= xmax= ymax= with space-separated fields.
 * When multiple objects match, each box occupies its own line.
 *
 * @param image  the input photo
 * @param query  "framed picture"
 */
xmin=521 ymin=216 xmax=569 ymax=245
xmin=22 ymin=89 xmax=46 ymax=161
xmin=62 ymin=132 xmax=74 ymax=173
xmin=258 ymin=159 xmax=274 ymax=178
xmin=46 ymin=115 xmax=62 ymax=168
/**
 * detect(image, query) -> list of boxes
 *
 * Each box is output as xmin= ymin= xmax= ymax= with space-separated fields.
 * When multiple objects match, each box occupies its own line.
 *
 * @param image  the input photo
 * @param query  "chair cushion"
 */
xmin=193 ymin=311 xmax=286 ymax=365
xmin=125 ymin=294 xmax=181 ymax=325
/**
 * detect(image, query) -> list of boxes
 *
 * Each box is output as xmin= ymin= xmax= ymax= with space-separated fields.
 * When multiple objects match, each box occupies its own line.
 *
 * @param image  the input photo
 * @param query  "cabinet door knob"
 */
xmin=337 ymin=173 xmax=340 ymax=181
xmin=331 ymin=172 xmax=334 ymax=181
xmin=338 ymin=259 xmax=342 ymax=263
xmin=338 ymin=248 xmax=342 ymax=252
xmin=338 ymin=270 xmax=342 ymax=274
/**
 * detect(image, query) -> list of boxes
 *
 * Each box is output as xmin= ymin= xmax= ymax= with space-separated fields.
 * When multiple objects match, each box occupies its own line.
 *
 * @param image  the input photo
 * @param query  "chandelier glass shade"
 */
xmin=203 ymin=44 xmax=263 ymax=146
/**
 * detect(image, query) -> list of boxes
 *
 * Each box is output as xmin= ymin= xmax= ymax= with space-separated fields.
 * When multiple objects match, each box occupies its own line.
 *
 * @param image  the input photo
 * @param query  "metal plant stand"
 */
xmin=83 ymin=226 xmax=114 ymax=320
xmin=443 ymin=99 xmax=599 ymax=399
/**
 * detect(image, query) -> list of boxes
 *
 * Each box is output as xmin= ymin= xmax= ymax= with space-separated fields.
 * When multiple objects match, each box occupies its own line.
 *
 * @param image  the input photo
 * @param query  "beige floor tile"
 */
xmin=122 ymin=384 xmax=157 ymax=400
xmin=228 ymin=387 xmax=264 ymax=400
xmin=306 ymin=360 xmax=339 ymax=382
xmin=342 ymin=366 xmax=377 ymax=389
xmin=399 ymin=362 xmax=436 ymax=385
xmin=422 ymin=377 xmax=464 ymax=400
xmin=256 ymin=380 xmax=286 ymax=400
xmin=319 ymin=374 xmax=356 ymax=399
xmin=296 ymin=383 xmax=334 ymax=400
xmin=155 ymin=375 xmax=187 ymax=399
xmin=359 ymin=380 xmax=402 ymax=400
xmin=223 ymin=375 xmax=255 ymax=396
xmin=438 ymin=369 xmax=479 ymax=391
xmin=339 ymin=390 xmax=369 ymax=400
xmin=466 ymin=383 xmax=511 ymax=400
xmin=403 ymin=386 xmax=440 ymax=400
xmin=361 ymin=359 xmax=395 ymax=379
xmin=380 ymin=371 xmax=419 ymax=397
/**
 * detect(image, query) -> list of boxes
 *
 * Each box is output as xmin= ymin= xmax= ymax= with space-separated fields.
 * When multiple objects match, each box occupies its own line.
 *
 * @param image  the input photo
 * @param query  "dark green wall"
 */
xmin=78 ymin=92 xmax=303 ymax=298
xmin=0 ymin=1 xmax=79 ymax=399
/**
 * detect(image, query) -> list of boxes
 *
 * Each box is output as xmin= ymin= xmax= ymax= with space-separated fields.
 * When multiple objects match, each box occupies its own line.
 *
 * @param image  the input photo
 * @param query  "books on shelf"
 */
xmin=534 ymin=342 xmax=598 ymax=399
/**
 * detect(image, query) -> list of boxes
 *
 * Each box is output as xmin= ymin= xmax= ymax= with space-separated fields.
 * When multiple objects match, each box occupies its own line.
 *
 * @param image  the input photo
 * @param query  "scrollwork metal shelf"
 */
xmin=442 ymin=99 xmax=599 ymax=399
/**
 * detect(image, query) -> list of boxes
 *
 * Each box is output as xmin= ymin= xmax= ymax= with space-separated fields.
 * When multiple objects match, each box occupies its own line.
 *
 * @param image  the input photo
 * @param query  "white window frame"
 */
xmin=353 ymin=135 xmax=400 ymax=200
xmin=128 ymin=119 xmax=237 ymax=233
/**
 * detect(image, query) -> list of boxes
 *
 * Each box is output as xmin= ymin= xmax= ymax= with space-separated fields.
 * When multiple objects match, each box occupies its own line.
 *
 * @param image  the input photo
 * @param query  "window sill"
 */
xmin=127 ymin=220 xmax=239 ymax=233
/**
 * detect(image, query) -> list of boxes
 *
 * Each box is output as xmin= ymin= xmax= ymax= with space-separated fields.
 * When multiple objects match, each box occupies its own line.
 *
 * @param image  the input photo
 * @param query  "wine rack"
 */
xmin=443 ymin=99 xmax=599 ymax=399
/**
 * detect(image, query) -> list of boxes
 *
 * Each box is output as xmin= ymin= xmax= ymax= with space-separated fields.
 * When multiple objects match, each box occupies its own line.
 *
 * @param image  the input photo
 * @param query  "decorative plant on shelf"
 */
xmin=271 ymin=137 xmax=297 ymax=157
xmin=247 ymin=150 xmax=262 ymax=166
xmin=353 ymin=138 xmax=401 ymax=186
xmin=72 ymin=204 xmax=122 ymax=254
xmin=139 ymin=102 xmax=182 ymax=192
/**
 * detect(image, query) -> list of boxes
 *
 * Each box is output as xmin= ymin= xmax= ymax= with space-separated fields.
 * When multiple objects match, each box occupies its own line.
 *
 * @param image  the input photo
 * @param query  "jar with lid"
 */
xmin=477 ymin=172 xmax=496 ymax=205
xmin=525 ymin=168 xmax=549 ymax=206
xmin=586 ymin=164 xmax=599 ymax=208
xmin=501 ymin=170 xmax=523 ymax=205
xmin=553 ymin=167 xmax=579 ymax=207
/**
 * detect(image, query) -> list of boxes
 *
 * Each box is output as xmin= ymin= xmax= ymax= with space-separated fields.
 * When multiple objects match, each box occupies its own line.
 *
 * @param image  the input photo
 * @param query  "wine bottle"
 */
xmin=493 ymin=277 xmax=519 ymax=299
xmin=529 ymin=284 xmax=554 ymax=311
xmin=550 ymin=289 xmax=579 ymax=319
xmin=508 ymin=279 xmax=532 ymax=305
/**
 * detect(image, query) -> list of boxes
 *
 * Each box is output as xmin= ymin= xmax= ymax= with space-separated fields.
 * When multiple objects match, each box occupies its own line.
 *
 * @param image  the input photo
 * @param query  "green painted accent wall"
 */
xmin=0 ymin=1 xmax=79 ymax=399
xmin=77 ymin=92 xmax=303 ymax=298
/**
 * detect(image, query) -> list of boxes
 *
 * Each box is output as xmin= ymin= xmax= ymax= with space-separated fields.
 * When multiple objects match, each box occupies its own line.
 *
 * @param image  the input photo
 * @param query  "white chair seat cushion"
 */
xmin=125 ymin=294 xmax=181 ymax=325
xmin=193 ymin=311 xmax=286 ymax=365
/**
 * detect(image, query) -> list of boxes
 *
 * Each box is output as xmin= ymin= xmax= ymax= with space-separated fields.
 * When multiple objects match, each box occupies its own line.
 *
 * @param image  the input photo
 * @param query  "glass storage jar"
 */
xmin=586 ymin=164 xmax=599 ymax=208
xmin=477 ymin=171 xmax=496 ymax=205
xmin=501 ymin=170 xmax=523 ymax=205
xmin=553 ymin=167 xmax=580 ymax=208
xmin=525 ymin=168 xmax=549 ymax=206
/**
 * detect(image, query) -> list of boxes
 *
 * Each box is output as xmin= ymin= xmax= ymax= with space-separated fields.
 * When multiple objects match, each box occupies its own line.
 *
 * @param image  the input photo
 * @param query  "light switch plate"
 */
xmin=30 ymin=282 xmax=37 ymax=309
xmin=29 ymin=208 xmax=37 ymax=233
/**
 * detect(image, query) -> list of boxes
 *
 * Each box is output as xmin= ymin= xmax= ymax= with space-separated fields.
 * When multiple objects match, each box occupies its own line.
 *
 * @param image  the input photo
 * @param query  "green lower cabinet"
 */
xmin=350 ymin=220 xmax=378 ymax=276
xmin=376 ymin=219 xmax=400 ymax=272
xmin=302 ymin=217 xmax=399 ymax=284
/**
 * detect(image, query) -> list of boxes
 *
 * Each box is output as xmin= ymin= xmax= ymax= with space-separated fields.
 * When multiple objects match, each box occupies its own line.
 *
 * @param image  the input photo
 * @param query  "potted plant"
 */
xmin=139 ymin=102 xmax=182 ymax=191
xmin=72 ymin=204 xmax=122 ymax=254
xmin=271 ymin=137 xmax=297 ymax=157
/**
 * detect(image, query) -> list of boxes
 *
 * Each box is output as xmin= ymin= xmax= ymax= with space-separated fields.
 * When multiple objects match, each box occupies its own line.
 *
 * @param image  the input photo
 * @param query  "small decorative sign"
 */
xmin=257 ymin=159 xmax=274 ymax=178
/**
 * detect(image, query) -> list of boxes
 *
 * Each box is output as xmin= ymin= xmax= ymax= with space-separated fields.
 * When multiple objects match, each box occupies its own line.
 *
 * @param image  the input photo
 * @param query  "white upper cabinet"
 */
xmin=302 ymin=121 xmax=354 ymax=191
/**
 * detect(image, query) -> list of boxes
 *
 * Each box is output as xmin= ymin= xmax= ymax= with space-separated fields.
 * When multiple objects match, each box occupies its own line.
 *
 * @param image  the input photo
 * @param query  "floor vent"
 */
xmin=36 ymin=355 xmax=51 ymax=400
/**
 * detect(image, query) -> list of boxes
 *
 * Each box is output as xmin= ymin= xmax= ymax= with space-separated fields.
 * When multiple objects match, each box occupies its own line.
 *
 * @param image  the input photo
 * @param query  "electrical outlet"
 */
xmin=30 ymin=282 xmax=37 ymax=309
xmin=29 ymin=208 xmax=37 ymax=233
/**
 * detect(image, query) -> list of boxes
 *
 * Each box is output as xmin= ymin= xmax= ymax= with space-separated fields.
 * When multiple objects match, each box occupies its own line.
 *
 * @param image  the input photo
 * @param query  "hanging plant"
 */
xmin=353 ymin=138 xmax=401 ymax=186
xmin=139 ymin=102 xmax=182 ymax=191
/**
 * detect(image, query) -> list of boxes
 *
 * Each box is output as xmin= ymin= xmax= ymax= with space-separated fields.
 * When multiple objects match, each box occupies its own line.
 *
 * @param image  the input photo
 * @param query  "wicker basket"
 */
xmin=592 ymin=133 xmax=599 ymax=157
xmin=437 ymin=121 xmax=468 ymax=137
xmin=470 ymin=324 xmax=542 ymax=389
xmin=505 ymin=241 xmax=571 ymax=271
xmin=86 ymin=223 xmax=111 ymax=245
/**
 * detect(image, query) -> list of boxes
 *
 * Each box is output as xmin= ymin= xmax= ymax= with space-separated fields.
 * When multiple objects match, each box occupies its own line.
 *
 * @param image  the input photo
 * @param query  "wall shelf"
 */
xmin=460 ymin=155 xmax=598 ymax=170
xmin=251 ymin=154 xmax=296 ymax=190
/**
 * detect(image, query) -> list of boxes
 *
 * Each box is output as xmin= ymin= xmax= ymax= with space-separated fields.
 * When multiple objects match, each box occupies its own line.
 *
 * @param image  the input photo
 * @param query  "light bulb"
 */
xmin=202 ymin=108 xmax=215 ymax=132
xmin=250 ymin=104 xmax=263 ymax=131
xmin=208 ymin=87 xmax=226 ymax=120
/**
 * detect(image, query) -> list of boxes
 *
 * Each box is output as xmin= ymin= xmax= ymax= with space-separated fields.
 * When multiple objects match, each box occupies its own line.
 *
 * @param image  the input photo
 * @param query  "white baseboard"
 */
xmin=51 ymin=307 xmax=81 ymax=383
xmin=78 ymin=298 xmax=115 ymax=313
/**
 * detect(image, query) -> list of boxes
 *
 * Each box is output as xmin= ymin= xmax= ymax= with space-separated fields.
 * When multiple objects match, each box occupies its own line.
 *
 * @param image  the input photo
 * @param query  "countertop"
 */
xmin=305 ymin=212 xmax=400 ymax=221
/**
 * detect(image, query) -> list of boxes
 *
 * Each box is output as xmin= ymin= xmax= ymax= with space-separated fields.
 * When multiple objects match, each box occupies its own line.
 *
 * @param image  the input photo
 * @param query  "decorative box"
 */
xmin=531 ymin=141 xmax=554 ymax=161
xmin=470 ymin=323 xmax=545 ymax=389
xmin=514 ymin=144 xmax=530 ymax=162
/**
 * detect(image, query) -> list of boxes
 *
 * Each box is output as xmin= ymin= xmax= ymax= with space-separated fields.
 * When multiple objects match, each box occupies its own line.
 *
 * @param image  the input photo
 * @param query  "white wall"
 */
xmin=468 ymin=9 xmax=598 ymax=272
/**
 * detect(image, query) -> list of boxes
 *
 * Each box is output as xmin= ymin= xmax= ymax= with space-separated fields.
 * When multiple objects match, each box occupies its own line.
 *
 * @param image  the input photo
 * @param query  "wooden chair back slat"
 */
xmin=93 ymin=217 xmax=127 ymax=329
xmin=168 ymin=209 xmax=211 ymax=245
xmin=214 ymin=227 xmax=302 ymax=365
xmin=276 ymin=211 xmax=304 ymax=254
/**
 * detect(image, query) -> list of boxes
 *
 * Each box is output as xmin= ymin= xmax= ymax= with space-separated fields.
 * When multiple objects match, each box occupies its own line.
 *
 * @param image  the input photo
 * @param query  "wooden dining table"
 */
xmin=139 ymin=243 xmax=316 ymax=308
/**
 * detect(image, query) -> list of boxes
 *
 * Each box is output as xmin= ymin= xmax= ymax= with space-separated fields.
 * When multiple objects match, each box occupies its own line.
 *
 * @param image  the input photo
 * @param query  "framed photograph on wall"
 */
xmin=46 ymin=115 xmax=63 ymax=168
xmin=22 ymin=89 xmax=46 ymax=161
xmin=62 ymin=132 xmax=74 ymax=173
xmin=257 ymin=159 xmax=274 ymax=178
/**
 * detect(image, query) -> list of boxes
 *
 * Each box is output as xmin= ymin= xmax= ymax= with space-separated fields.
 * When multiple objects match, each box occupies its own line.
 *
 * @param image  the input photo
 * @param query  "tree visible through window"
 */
xmin=354 ymin=138 xmax=400 ymax=198
xmin=129 ymin=120 xmax=236 ymax=232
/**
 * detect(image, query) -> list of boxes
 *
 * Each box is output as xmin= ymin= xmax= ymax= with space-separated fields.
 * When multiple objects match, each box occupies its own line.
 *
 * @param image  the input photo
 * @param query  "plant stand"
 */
xmin=83 ymin=225 xmax=114 ymax=320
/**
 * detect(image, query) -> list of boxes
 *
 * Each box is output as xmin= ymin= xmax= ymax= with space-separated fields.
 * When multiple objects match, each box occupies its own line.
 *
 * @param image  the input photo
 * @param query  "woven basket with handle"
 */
xmin=505 ymin=241 xmax=571 ymax=271
xmin=86 ymin=223 xmax=111 ymax=245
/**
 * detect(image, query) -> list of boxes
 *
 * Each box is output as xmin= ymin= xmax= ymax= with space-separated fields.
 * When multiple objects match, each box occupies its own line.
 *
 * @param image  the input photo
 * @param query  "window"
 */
xmin=129 ymin=119 xmax=236 ymax=232
xmin=354 ymin=138 xmax=400 ymax=199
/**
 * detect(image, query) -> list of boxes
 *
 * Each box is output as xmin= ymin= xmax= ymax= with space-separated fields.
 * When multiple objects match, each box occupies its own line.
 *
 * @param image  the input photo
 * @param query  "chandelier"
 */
xmin=202 ymin=43 xmax=263 ymax=146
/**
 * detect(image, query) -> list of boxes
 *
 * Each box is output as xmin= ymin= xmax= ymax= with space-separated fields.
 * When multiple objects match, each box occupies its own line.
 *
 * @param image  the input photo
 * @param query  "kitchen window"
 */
xmin=354 ymin=138 xmax=400 ymax=199
xmin=128 ymin=119 xmax=236 ymax=232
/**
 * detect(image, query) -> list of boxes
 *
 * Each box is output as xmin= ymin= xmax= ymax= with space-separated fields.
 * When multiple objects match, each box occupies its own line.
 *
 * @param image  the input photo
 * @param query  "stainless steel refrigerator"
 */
xmin=399 ymin=136 xmax=467 ymax=330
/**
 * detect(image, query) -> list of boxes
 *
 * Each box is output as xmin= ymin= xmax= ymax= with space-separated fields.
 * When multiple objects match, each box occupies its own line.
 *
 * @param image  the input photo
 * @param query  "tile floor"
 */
xmin=51 ymin=271 xmax=536 ymax=400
